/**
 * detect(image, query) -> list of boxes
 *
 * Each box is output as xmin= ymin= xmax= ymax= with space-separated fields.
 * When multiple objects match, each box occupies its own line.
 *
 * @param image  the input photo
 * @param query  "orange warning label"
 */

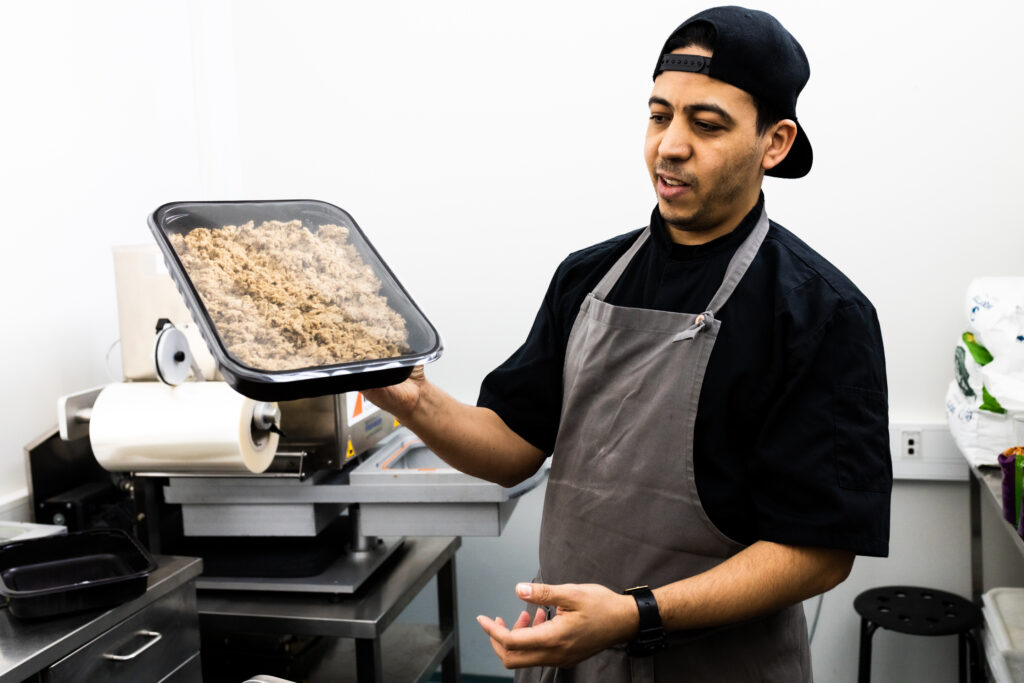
xmin=346 ymin=391 xmax=379 ymax=426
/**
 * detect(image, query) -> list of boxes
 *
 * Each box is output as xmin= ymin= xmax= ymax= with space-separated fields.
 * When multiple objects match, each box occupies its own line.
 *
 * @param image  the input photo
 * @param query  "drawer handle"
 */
xmin=102 ymin=630 xmax=163 ymax=661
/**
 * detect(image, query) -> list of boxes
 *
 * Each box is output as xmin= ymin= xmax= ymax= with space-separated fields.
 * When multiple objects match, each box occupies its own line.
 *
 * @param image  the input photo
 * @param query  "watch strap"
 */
xmin=624 ymin=585 xmax=667 ymax=657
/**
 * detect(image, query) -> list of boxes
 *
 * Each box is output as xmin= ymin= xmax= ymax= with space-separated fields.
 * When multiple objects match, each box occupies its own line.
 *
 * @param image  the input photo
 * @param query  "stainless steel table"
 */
xmin=197 ymin=536 xmax=462 ymax=683
xmin=969 ymin=464 xmax=1024 ymax=602
xmin=0 ymin=555 xmax=202 ymax=683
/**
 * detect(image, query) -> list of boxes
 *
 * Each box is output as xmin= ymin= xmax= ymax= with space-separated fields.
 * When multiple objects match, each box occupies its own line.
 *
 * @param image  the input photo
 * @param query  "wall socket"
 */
xmin=901 ymin=430 xmax=923 ymax=458
xmin=889 ymin=424 xmax=967 ymax=481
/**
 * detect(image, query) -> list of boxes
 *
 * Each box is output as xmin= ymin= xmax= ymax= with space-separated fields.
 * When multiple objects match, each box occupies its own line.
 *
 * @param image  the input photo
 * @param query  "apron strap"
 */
xmin=592 ymin=207 xmax=769 ymax=313
xmin=704 ymin=207 xmax=770 ymax=316
xmin=592 ymin=228 xmax=650 ymax=301
xmin=629 ymin=655 xmax=655 ymax=683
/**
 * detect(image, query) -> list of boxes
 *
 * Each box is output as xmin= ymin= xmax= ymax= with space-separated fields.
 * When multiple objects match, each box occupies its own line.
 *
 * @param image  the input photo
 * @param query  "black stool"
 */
xmin=854 ymin=586 xmax=985 ymax=683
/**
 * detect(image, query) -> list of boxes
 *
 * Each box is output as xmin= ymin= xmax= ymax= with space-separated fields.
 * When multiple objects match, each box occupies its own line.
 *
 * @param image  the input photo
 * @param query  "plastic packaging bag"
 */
xmin=966 ymin=278 xmax=1024 ymax=360
xmin=950 ymin=278 xmax=1024 ymax=464
xmin=967 ymin=278 xmax=1024 ymax=411
xmin=950 ymin=279 xmax=1024 ymax=465
xmin=947 ymin=380 xmax=1016 ymax=466
xmin=985 ymin=353 xmax=1024 ymax=413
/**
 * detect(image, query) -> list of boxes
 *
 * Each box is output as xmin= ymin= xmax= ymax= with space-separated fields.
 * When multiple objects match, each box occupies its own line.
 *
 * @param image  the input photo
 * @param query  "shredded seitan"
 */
xmin=169 ymin=220 xmax=410 ymax=371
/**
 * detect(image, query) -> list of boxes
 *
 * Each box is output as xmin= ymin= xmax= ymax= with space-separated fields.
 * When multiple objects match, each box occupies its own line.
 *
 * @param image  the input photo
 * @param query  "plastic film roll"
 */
xmin=89 ymin=382 xmax=279 ymax=473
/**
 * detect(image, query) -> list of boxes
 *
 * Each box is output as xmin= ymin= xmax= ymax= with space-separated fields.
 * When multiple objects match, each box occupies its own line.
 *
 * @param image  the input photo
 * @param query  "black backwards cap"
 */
xmin=654 ymin=6 xmax=812 ymax=178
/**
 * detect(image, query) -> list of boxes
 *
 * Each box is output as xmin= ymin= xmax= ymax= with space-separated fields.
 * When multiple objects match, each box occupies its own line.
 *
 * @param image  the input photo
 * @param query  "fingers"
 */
xmin=480 ymin=616 xmax=511 ymax=662
xmin=513 ymin=610 xmax=532 ymax=629
xmin=516 ymin=582 xmax=578 ymax=609
xmin=475 ymin=582 xmax=582 ymax=669
xmin=477 ymin=583 xmax=617 ymax=670
xmin=478 ymin=611 xmax=571 ymax=670
xmin=479 ymin=614 xmax=533 ymax=666
xmin=478 ymin=614 xmax=509 ymax=642
xmin=485 ymin=611 xmax=548 ymax=634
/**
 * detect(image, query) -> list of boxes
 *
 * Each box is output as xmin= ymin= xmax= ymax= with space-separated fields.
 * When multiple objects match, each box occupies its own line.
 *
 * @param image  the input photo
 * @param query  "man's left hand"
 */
xmin=476 ymin=582 xmax=639 ymax=669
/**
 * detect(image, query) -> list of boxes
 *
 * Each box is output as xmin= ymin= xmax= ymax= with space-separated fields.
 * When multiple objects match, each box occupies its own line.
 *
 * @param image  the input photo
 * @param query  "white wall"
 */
xmin=225 ymin=0 xmax=1024 ymax=422
xmin=3 ymin=1 xmax=1024 ymax=680
xmin=2 ymin=3 xmax=194 ymax=495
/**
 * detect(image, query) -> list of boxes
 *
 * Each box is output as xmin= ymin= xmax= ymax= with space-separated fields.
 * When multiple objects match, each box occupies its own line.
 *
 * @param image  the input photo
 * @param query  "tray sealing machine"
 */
xmin=49 ymin=244 xmax=544 ymax=595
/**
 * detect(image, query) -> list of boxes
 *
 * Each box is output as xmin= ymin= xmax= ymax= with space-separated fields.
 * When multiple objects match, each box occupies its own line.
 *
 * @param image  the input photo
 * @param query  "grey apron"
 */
xmin=516 ymin=209 xmax=811 ymax=683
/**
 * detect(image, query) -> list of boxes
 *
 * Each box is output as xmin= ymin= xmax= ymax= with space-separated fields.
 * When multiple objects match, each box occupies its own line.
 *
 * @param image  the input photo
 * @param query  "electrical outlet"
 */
xmin=902 ymin=430 xmax=922 ymax=458
xmin=889 ymin=423 xmax=967 ymax=481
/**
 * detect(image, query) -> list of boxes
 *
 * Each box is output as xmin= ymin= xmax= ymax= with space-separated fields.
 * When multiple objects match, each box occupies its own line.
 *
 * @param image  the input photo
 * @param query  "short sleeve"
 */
xmin=751 ymin=301 xmax=891 ymax=556
xmin=477 ymin=270 xmax=568 ymax=454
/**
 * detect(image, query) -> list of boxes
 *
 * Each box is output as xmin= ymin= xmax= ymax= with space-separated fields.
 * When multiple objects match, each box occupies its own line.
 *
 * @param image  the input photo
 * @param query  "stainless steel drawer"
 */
xmin=47 ymin=580 xmax=200 ymax=683
xmin=160 ymin=651 xmax=202 ymax=682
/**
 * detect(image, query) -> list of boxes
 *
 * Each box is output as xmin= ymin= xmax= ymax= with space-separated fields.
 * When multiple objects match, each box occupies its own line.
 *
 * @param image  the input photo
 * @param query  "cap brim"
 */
xmin=767 ymin=119 xmax=812 ymax=179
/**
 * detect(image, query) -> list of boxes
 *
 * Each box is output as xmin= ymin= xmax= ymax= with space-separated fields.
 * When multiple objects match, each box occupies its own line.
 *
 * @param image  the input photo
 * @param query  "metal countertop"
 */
xmin=0 ymin=555 xmax=202 ymax=683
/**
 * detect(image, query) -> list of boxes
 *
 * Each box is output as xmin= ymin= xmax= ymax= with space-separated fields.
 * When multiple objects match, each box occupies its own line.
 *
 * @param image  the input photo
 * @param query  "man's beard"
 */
xmin=657 ymin=144 xmax=762 ymax=234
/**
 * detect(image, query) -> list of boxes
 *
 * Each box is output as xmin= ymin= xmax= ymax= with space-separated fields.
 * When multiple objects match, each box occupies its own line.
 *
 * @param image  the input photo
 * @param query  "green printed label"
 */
xmin=962 ymin=332 xmax=994 ymax=366
xmin=980 ymin=385 xmax=1008 ymax=414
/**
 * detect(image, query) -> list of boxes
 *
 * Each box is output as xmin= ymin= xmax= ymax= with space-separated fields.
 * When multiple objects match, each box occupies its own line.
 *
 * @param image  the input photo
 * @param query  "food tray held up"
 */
xmin=0 ymin=529 xmax=157 ymax=619
xmin=148 ymin=199 xmax=443 ymax=401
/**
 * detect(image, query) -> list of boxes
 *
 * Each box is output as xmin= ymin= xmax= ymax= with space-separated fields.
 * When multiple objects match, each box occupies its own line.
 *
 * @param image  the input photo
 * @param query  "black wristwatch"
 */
xmin=624 ymin=585 xmax=667 ymax=657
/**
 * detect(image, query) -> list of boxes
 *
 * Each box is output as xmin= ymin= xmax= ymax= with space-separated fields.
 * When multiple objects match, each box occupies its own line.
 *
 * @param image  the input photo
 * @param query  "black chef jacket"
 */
xmin=478 ymin=196 xmax=891 ymax=557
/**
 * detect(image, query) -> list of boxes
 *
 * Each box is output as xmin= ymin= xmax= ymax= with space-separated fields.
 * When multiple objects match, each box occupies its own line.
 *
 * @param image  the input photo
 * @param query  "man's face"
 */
xmin=645 ymin=46 xmax=768 ymax=244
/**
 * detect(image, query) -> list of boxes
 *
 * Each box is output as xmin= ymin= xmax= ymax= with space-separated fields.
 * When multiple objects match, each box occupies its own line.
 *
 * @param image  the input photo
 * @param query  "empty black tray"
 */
xmin=0 ymin=529 xmax=156 ymax=619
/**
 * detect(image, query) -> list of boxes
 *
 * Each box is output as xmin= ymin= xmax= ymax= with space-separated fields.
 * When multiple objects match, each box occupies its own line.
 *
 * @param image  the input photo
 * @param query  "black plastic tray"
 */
xmin=0 ymin=529 xmax=156 ymax=619
xmin=148 ymin=199 xmax=443 ymax=402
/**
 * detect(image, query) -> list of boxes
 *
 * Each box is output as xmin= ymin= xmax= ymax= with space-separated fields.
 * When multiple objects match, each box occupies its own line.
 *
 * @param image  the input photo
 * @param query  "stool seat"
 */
xmin=853 ymin=585 xmax=981 ymax=637
xmin=853 ymin=585 xmax=984 ymax=683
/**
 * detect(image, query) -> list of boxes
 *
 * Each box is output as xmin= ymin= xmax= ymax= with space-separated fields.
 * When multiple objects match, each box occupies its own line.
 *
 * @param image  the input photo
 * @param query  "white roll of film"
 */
xmin=89 ymin=382 xmax=279 ymax=473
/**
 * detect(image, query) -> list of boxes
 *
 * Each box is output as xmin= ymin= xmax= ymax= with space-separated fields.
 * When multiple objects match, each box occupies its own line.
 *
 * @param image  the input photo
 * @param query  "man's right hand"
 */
xmin=361 ymin=365 xmax=547 ymax=488
xmin=363 ymin=365 xmax=427 ymax=422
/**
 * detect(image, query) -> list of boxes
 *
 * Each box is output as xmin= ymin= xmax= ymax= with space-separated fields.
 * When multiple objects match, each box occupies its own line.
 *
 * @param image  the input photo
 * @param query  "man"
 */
xmin=366 ymin=6 xmax=891 ymax=681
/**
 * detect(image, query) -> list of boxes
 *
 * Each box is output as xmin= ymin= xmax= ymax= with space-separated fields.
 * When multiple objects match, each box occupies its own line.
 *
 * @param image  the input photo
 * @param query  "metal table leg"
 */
xmin=437 ymin=555 xmax=460 ymax=683
xmin=969 ymin=472 xmax=983 ymax=603
xmin=355 ymin=636 xmax=382 ymax=683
